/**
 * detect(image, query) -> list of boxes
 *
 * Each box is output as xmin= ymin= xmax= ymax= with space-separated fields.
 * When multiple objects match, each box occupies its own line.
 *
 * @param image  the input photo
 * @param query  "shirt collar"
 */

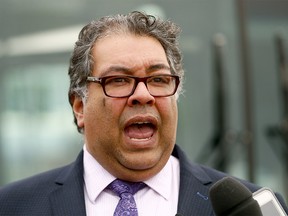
xmin=143 ymin=157 xmax=175 ymax=200
xmin=83 ymin=144 xmax=176 ymax=202
xmin=83 ymin=145 xmax=115 ymax=203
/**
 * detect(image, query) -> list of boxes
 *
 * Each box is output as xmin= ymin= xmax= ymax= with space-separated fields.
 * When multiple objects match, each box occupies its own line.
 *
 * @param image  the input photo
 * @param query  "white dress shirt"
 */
xmin=83 ymin=145 xmax=180 ymax=216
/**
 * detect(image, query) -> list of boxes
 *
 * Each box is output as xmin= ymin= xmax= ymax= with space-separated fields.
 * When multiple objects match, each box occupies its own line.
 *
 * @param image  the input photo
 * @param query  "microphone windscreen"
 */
xmin=209 ymin=177 xmax=262 ymax=216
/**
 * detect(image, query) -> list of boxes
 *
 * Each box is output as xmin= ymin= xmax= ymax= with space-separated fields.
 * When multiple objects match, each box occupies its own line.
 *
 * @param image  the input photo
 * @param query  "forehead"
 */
xmin=91 ymin=34 xmax=169 ymax=76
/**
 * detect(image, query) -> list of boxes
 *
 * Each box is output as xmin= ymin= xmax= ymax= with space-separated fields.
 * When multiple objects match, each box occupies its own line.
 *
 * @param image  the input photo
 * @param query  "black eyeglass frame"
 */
xmin=86 ymin=74 xmax=180 ymax=98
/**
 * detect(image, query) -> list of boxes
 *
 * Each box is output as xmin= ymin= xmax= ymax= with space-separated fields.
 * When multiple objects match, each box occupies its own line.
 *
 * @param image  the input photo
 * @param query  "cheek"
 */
xmin=84 ymin=97 xmax=126 ymax=130
xmin=161 ymin=97 xmax=177 ymax=117
xmin=169 ymin=104 xmax=178 ymax=133
xmin=84 ymin=97 xmax=105 ymax=132
xmin=158 ymin=98 xmax=178 ymax=129
xmin=102 ymin=98 xmax=127 ymax=121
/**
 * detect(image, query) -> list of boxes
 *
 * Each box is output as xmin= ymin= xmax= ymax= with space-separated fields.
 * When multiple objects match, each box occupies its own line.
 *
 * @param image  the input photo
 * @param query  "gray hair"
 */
xmin=68 ymin=11 xmax=184 ymax=133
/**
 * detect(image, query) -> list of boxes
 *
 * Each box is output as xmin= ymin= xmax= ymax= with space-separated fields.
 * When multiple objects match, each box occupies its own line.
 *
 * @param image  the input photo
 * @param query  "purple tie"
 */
xmin=107 ymin=179 xmax=146 ymax=216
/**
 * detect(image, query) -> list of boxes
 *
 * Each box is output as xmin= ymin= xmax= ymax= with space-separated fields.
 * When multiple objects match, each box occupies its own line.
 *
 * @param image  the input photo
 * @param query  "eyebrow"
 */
xmin=101 ymin=63 xmax=171 ymax=77
xmin=146 ymin=64 xmax=171 ymax=73
xmin=101 ymin=66 xmax=132 ymax=76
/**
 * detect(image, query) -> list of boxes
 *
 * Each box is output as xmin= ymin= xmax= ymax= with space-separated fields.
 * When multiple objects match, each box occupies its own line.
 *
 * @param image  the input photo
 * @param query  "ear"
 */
xmin=70 ymin=95 xmax=84 ymax=128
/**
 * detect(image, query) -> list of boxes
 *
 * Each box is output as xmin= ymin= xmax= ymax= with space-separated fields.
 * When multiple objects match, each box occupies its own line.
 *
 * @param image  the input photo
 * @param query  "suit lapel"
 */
xmin=173 ymin=145 xmax=215 ymax=216
xmin=49 ymin=151 xmax=86 ymax=216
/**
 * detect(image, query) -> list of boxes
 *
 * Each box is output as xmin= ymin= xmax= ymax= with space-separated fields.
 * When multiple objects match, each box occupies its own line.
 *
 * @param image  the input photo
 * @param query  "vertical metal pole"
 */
xmin=275 ymin=33 xmax=288 ymax=203
xmin=0 ymin=133 xmax=3 ymax=186
xmin=236 ymin=0 xmax=255 ymax=182
xmin=212 ymin=34 xmax=229 ymax=172
xmin=0 ymin=60 xmax=4 ymax=186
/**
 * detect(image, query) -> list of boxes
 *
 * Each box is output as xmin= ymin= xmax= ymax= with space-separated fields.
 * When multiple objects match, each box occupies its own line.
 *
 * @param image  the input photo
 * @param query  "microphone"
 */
xmin=209 ymin=176 xmax=263 ymax=216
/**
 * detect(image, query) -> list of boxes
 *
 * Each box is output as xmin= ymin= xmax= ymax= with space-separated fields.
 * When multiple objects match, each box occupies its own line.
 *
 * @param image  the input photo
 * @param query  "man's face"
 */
xmin=73 ymin=34 xmax=178 ymax=181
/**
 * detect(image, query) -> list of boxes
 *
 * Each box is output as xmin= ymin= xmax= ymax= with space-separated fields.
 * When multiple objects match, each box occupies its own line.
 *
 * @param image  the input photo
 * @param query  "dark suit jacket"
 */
xmin=0 ymin=145 xmax=287 ymax=215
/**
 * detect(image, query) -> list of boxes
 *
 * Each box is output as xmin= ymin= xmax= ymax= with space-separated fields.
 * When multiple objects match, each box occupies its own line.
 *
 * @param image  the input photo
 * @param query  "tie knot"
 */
xmin=107 ymin=179 xmax=146 ymax=197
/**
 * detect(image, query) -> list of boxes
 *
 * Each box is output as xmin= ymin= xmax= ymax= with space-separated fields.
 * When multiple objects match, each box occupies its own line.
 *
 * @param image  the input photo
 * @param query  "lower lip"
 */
xmin=123 ymin=132 xmax=157 ymax=149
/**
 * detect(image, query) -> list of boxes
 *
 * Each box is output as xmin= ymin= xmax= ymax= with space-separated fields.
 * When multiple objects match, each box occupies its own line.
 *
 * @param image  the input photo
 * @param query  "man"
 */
xmin=0 ymin=11 xmax=287 ymax=215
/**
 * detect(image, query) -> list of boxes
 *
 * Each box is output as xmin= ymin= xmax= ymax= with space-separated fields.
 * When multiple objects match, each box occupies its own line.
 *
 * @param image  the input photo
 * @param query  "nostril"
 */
xmin=132 ymin=100 xmax=139 ymax=105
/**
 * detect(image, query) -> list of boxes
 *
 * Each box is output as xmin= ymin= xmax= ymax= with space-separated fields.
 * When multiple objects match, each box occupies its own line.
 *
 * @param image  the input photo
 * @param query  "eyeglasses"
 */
xmin=87 ymin=74 xmax=180 ymax=98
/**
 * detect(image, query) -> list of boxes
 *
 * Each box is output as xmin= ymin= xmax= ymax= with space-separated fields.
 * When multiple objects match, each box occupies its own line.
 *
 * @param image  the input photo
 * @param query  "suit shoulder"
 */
xmin=0 ymin=151 xmax=85 ymax=215
xmin=196 ymin=163 xmax=261 ymax=192
xmin=175 ymin=145 xmax=261 ymax=191
xmin=0 ymin=164 xmax=71 ymax=198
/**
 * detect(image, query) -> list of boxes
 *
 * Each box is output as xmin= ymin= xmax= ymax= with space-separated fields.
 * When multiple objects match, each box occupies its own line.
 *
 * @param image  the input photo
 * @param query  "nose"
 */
xmin=127 ymin=82 xmax=156 ymax=106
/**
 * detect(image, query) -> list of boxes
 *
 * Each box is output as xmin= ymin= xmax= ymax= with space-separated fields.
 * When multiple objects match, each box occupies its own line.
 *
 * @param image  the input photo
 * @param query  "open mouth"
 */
xmin=124 ymin=118 xmax=157 ymax=141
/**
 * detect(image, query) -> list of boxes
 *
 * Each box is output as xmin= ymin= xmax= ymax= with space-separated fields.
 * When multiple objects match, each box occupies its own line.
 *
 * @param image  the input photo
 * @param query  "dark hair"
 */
xmin=68 ymin=11 xmax=184 ymax=133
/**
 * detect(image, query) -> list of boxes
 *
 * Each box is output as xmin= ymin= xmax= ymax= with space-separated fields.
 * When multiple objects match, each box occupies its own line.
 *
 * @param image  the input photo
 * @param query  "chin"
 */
xmin=122 ymin=153 xmax=165 ymax=172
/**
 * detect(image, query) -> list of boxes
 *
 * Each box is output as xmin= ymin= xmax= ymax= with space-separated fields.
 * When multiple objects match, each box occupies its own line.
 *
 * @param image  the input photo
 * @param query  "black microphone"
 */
xmin=209 ymin=177 xmax=263 ymax=216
